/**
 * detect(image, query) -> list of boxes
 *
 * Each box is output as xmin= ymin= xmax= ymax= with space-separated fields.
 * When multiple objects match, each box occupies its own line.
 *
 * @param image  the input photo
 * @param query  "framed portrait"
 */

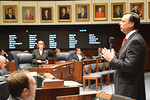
xmin=149 ymin=2 xmax=150 ymax=19
xmin=111 ymin=2 xmax=125 ymax=21
xmin=75 ymin=4 xmax=90 ymax=21
xmin=22 ymin=6 xmax=35 ymax=22
xmin=40 ymin=7 xmax=53 ymax=23
xmin=3 ymin=5 xmax=18 ymax=22
xmin=58 ymin=5 xmax=71 ymax=22
xmin=130 ymin=3 xmax=144 ymax=19
xmin=93 ymin=3 xmax=107 ymax=21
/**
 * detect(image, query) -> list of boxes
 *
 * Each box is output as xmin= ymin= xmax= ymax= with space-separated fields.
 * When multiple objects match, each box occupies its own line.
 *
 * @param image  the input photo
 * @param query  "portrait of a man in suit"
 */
xmin=41 ymin=7 xmax=53 ymax=23
xmin=3 ymin=5 xmax=18 ymax=22
xmin=130 ymin=3 xmax=144 ymax=19
xmin=58 ymin=5 xmax=71 ymax=22
xmin=59 ymin=8 xmax=70 ymax=19
xmin=111 ymin=3 xmax=125 ymax=20
xmin=5 ymin=7 xmax=15 ymax=19
xmin=78 ymin=6 xmax=87 ymax=19
xmin=113 ymin=5 xmax=123 ymax=18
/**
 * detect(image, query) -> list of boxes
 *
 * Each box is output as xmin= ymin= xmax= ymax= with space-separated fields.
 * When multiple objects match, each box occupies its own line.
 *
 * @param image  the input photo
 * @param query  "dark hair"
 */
xmin=125 ymin=12 xmax=140 ymax=30
xmin=6 ymin=70 xmax=30 ymax=98
xmin=7 ymin=7 xmax=13 ymax=12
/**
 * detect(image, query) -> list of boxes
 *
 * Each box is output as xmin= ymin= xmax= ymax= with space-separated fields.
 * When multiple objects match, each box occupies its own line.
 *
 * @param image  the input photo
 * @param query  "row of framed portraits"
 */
xmin=2 ymin=2 xmax=150 ymax=23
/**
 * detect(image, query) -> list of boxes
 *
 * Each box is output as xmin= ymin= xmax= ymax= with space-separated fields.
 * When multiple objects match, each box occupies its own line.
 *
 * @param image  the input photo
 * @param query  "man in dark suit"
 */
xmin=42 ymin=9 xmax=50 ymax=20
xmin=72 ymin=48 xmax=85 ymax=61
xmin=78 ymin=7 xmax=87 ymax=19
xmin=5 ymin=7 xmax=15 ymax=19
xmin=0 ymin=56 xmax=9 ymax=82
xmin=113 ymin=6 xmax=122 ymax=18
xmin=131 ymin=5 xmax=141 ymax=17
xmin=60 ymin=8 xmax=70 ymax=19
xmin=102 ymin=12 xmax=146 ymax=100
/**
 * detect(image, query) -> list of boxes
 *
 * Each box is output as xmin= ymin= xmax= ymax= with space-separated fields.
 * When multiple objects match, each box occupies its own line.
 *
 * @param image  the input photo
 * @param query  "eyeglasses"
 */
xmin=0 ymin=62 xmax=6 ymax=65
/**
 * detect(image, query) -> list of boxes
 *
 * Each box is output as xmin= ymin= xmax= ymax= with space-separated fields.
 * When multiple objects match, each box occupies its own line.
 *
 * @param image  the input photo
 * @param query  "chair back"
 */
xmin=56 ymin=52 xmax=70 ymax=62
xmin=47 ymin=49 xmax=54 ymax=58
xmin=15 ymin=52 xmax=32 ymax=70
xmin=83 ymin=64 xmax=91 ymax=75
xmin=90 ymin=63 xmax=97 ymax=73
xmin=8 ymin=50 xmax=22 ymax=62
xmin=98 ymin=63 xmax=104 ymax=71
xmin=0 ymin=81 xmax=9 ymax=100
xmin=105 ymin=62 xmax=110 ymax=70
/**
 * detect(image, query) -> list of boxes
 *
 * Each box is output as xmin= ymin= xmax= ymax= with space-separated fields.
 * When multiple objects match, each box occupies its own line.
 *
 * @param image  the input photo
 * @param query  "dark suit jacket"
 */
xmin=5 ymin=14 xmax=15 ymax=19
xmin=7 ymin=95 xmax=22 ymax=100
xmin=42 ymin=14 xmax=50 ymax=20
xmin=78 ymin=12 xmax=87 ymax=19
xmin=132 ymin=10 xmax=141 ymax=16
xmin=113 ymin=11 xmax=122 ymax=18
xmin=72 ymin=53 xmax=85 ymax=61
xmin=32 ymin=49 xmax=48 ymax=67
xmin=110 ymin=31 xmax=146 ymax=100
xmin=60 ymin=13 xmax=70 ymax=19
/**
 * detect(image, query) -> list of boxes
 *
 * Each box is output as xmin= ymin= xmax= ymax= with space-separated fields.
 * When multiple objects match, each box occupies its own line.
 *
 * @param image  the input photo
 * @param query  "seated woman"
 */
xmin=32 ymin=40 xmax=48 ymax=67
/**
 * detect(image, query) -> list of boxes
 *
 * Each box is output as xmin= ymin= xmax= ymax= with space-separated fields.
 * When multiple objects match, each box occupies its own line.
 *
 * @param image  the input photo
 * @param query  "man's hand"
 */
xmin=102 ymin=48 xmax=116 ymax=62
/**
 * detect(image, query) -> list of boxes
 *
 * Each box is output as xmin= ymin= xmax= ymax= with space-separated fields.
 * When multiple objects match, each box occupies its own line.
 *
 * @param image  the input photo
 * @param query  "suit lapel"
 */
xmin=117 ymin=32 xmax=137 ymax=58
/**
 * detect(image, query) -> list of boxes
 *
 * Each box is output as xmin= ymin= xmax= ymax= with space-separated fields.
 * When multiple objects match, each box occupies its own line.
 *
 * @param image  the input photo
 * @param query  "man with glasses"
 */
xmin=0 ymin=55 xmax=9 ymax=82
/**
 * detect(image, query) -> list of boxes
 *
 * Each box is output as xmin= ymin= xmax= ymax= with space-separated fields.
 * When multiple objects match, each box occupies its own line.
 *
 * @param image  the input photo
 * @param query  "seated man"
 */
xmin=72 ymin=48 xmax=86 ymax=61
xmin=94 ymin=47 xmax=103 ymax=59
xmin=6 ymin=70 xmax=36 ymax=100
xmin=0 ymin=56 xmax=9 ymax=82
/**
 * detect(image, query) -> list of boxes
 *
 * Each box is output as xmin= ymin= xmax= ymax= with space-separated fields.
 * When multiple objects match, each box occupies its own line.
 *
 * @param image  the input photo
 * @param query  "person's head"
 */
xmin=98 ymin=7 xmax=102 ymax=12
xmin=7 ymin=8 xmax=13 ymax=14
xmin=1 ymin=49 xmax=5 ymax=55
xmin=81 ymin=7 xmax=85 ymax=13
xmin=45 ymin=9 xmax=48 ymax=14
xmin=119 ymin=12 xmax=140 ymax=35
xmin=62 ymin=8 xmax=66 ymax=14
xmin=98 ymin=47 xmax=102 ymax=53
xmin=0 ymin=55 xmax=6 ymax=70
xmin=37 ymin=40 xmax=45 ymax=50
xmin=76 ymin=48 xmax=81 ymax=55
xmin=26 ymin=9 xmax=31 ymax=15
xmin=55 ymin=48 xmax=60 ymax=54
xmin=116 ymin=6 xmax=120 ymax=12
xmin=6 ymin=70 xmax=36 ymax=100
xmin=134 ymin=5 xmax=138 ymax=10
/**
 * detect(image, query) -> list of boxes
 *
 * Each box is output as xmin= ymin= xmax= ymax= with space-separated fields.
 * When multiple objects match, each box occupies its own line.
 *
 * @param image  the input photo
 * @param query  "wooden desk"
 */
xmin=29 ymin=62 xmax=74 ymax=80
xmin=5 ymin=62 xmax=16 ymax=72
xmin=57 ymin=92 xmax=135 ymax=100
xmin=35 ymin=86 xmax=79 ymax=100
xmin=57 ymin=93 xmax=96 ymax=100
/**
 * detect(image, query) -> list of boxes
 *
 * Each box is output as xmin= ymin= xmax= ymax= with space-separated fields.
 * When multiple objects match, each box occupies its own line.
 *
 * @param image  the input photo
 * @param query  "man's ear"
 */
xmin=23 ymin=88 xmax=28 ymax=95
xmin=129 ymin=22 xmax=134 ymax=28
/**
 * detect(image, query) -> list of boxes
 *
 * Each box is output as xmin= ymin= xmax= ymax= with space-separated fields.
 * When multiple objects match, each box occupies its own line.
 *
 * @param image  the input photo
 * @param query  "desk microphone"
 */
xmin=109 ymin=37 xmax=115 ymax=52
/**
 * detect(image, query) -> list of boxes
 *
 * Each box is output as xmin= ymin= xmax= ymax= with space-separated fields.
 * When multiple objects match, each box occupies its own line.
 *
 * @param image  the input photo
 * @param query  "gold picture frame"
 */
xmin=3 ymin=5 xmax=18 ymax=22
xmin=58 ymin=5 xmax=71 ymax=22
xmin=93 ymin=3 xmax=107 ymax=21
xmin=111 ymin=2 xmax=125 ymax=21
xmin=76 ymin=4 xmax=90 ymax=21
xmin=22 ymin=6 xmax=35 ymax=23
xmin=149 ymin=2 xmax=150 ymax=19
xmin=40 ymin=7 xmax=53 ymax=23
xmin=130 ymin=2 xmax=144 ymax=19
